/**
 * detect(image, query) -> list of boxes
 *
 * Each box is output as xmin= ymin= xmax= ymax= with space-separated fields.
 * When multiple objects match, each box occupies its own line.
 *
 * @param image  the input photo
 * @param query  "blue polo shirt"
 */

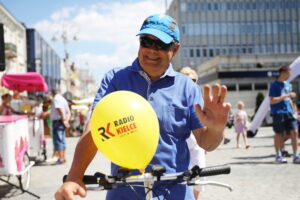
xmin=92 ymin=58 xmax=204 ymax=200
xmin=269 ymin=80 xmax=293 ymax=114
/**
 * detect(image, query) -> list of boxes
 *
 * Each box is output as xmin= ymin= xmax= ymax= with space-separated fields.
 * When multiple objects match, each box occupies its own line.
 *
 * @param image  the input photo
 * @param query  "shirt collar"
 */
xmin=130 ymin=58 xmax=177 ymax=78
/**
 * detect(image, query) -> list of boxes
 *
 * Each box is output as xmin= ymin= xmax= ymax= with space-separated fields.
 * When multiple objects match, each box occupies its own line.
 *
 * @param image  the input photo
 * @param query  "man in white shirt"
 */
xmin=50 ymin=89 xmax=71 ymax=164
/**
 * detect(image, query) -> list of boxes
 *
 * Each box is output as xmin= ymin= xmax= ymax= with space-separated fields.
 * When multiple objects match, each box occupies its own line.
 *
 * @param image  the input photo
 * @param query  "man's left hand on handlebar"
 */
xmin=55 ymin=181 xmax=86 ymax=200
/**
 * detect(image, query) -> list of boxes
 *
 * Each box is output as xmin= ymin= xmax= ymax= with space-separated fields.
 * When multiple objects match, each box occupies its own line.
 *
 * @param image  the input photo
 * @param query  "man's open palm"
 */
xmin=195 ymin=84 xmax=231 ymax=132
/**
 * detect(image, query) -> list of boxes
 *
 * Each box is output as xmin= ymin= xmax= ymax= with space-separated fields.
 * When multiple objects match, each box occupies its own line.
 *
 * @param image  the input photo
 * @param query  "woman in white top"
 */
xmin=180 ymin=67 xmax=206 ymax=200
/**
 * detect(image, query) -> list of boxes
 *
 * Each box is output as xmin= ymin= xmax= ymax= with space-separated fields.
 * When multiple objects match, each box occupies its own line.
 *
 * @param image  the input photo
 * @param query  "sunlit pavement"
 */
xmin=201 ymin=126 xmax=300 ymax=200
xmin=1 ymin=126 xmax=300 ymax=200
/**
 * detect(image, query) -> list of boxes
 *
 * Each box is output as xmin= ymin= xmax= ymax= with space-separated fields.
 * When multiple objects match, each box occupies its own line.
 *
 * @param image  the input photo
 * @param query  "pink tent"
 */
xmin=1 ymin=72 xmax=48 ymax=92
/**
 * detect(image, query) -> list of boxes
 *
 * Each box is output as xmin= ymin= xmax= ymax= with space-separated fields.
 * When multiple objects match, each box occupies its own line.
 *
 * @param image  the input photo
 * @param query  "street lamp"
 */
xmin=51 ymin=25 xmax=78 ymax=94
xmin=52 ymin=30 xmax=78 ymax=60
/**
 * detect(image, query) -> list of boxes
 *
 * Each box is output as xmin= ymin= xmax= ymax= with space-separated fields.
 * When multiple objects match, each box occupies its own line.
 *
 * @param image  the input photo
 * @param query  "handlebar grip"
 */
xmin=82 ymin=175 xmax=99 ymax=184
xmin=62 ymin=175 xmax=99 ymax=184
xmin=63 ymin=175 xmax=67 ymax=183
xmin=199 ymin=165 xmax=230 ymax=177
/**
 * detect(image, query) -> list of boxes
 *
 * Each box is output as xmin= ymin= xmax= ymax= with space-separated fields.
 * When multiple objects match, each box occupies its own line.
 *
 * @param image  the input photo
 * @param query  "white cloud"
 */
xmin=74 ymin=39 xmax=140 ymax=82
xmin=50 ymin=6 xmax=77 ymax=21
xmin=33 ymin=0 xmax=167 ymax=83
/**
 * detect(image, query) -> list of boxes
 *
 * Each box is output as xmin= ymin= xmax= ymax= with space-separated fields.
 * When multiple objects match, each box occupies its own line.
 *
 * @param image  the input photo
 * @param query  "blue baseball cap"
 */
xmin=137 ymin=14 xmax=180 ymax=44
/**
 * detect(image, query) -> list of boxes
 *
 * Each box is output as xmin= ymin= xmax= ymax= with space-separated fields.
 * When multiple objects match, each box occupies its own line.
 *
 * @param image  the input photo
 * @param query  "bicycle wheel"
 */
xmin=17 ymin=152 xmax=31 ymax=190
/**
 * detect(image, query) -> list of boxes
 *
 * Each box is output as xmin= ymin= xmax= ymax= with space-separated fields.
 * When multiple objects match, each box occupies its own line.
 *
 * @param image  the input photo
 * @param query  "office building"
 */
xmin=26 ymin=29 xmax=61 ymax=91
xmin=167 ymin=0 xmax=300 ymax=115
xmin=167 ymin=0 xmax=300 ymax=70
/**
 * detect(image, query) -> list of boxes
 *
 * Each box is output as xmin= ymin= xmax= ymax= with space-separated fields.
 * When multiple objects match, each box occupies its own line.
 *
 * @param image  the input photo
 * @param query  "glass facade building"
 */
xmin=167 ymin=0 xmax=300 ymax=70
xmin=27 ymin=29 xmax=61 ymax=90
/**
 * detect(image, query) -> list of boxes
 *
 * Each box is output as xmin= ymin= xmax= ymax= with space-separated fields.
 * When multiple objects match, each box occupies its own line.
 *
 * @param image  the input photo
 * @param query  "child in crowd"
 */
xmin=234 ymin=101 xmax=250 ymax=149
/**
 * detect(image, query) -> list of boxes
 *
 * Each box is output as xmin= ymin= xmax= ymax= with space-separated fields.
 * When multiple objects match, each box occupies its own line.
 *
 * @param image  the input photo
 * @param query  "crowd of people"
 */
xmin=0 ymin=89 xmax=90 ymax=166
xmin=228 ymin=65 xmax=300 ymax=165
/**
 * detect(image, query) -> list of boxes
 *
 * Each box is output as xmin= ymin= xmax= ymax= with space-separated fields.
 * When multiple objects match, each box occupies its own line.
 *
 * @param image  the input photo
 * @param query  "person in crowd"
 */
xmin=0 ymin=93 xmax=17 ymax=115
xmin=78 ymin=111 xmax=85 ymax=133
xmin=269 ymin=65 xmax=300 ymax=164
xmin=180 ymin=66 xmax=206 ymax=200
xmin=297 ymin=104 xmax=300 ymax=138
xmin=55 ymin=14 xmax=231 ymax=200
xmin=82 ymin=103 xmax=92 ymax=135
xmin=50 ymin=89 xmax=71 ymax=165
xmin=279 ymin=99 xmax=299 ymax=157
xmin=234 ymin=101 xmax=250 ymax=149
xmin=10 ymin=91 xmax=23 ymax=113
xmin=40 ymin=94 xmax=60 ymax=163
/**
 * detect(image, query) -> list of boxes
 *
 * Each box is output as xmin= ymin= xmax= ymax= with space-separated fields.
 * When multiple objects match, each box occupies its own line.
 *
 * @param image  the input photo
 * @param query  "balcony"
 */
xmin=5 ymin=43 xmax=17 ymax=59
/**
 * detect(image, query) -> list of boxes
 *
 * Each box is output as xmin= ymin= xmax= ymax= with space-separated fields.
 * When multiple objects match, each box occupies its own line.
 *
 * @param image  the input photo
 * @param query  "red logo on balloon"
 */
xmin=98 ymin=115 xmax=137 ymax=141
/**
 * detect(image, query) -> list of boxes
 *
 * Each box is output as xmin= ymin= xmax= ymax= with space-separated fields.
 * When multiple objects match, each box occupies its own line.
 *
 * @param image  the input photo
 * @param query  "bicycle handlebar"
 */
xmin=197 ymin=165 xmax=230 ymax=177
xmin=62 ymin=164 xmax=232 ymax=199
xmin=63 ymin=164 xmax=230 ymax=186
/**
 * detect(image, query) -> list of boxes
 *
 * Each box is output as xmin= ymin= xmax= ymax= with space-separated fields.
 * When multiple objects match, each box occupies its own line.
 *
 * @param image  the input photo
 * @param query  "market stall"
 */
xmin=1 ymin=72 xmax=48 ymax=161
xmin=0 ymin=115 xmax=39 ymax=198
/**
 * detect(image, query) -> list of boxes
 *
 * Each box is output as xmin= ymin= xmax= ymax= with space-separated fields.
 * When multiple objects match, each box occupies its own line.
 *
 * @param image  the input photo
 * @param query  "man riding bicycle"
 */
xmin=55 ymin=14 xmax=231 ymax=200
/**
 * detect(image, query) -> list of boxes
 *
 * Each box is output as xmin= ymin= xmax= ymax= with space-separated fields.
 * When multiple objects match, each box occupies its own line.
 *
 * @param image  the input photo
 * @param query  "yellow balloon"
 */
xmin=90 ymin=91 xmax=159 ymax=169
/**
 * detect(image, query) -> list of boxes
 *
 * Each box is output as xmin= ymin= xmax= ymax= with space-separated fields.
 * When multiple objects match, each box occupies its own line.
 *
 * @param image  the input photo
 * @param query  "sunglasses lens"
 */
xmin=156 ymin=42 xmax=169 ymax=51
xmin=140 ymin=37 xmax=173 ymax=51
xmin=140 ymin=37 xmax=153 ymax=48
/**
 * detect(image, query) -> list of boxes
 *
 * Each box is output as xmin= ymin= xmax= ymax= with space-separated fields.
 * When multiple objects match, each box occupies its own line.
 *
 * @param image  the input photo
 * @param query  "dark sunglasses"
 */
xmin=140 ymin=37 xmax=175 ymax=51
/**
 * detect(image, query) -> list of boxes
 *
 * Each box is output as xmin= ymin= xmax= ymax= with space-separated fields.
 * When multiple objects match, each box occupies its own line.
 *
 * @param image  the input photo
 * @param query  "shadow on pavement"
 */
xmin=218 ymin=144 xmax=274 ymax=150
xmin=227 ymin=161 xmax=276 ymax=165
xmin=226 ymin=154 xmax=278 ymax=165
xmin=0 ymin=183 xmax=23 ymax=199
xmin=0 ymin=176 xmax=40 ymax=199
xmin=233 ymin=155 xmax=274 ymax=160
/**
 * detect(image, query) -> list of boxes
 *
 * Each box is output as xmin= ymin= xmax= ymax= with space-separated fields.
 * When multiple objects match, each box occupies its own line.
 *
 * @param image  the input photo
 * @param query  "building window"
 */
xmin=182 ymin=25 xmax=186 ymax=35
xmin=254 ymin=83 xmax=268 ymax=90
xmin=208 ymin=3 xmax=212 ymax=10
xmin=203 ymin=49 xmax=207 ymax=57
xmin=239 ymin=83 xmax=252 ymax=91
xmin=226 ymin=84 xmax=236 ymax=91
xmin=209 ymin=49 xmax=214 ymax=57
xmin=190 ymin=49 xmax=194 ymax=57
xmin=196 ymin=49 xmax=200 ymax=57
xmin=183 ymin=49 xmax=187 ymax=58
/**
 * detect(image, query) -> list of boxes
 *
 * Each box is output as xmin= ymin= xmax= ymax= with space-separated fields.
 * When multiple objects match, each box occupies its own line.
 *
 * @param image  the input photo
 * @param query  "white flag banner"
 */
xmin=248 ymin=56 xmax=300 ymax=137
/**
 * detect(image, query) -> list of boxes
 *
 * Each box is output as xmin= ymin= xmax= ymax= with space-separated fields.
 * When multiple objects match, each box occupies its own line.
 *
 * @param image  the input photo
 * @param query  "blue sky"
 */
xmin=0 ymin=0 xmax=169 ymax=83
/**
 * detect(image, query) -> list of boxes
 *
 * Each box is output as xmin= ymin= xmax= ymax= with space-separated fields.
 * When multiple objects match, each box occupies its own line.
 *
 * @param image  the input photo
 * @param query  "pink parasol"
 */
xmin=1 ymin=72 xmax=48 ymax=92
